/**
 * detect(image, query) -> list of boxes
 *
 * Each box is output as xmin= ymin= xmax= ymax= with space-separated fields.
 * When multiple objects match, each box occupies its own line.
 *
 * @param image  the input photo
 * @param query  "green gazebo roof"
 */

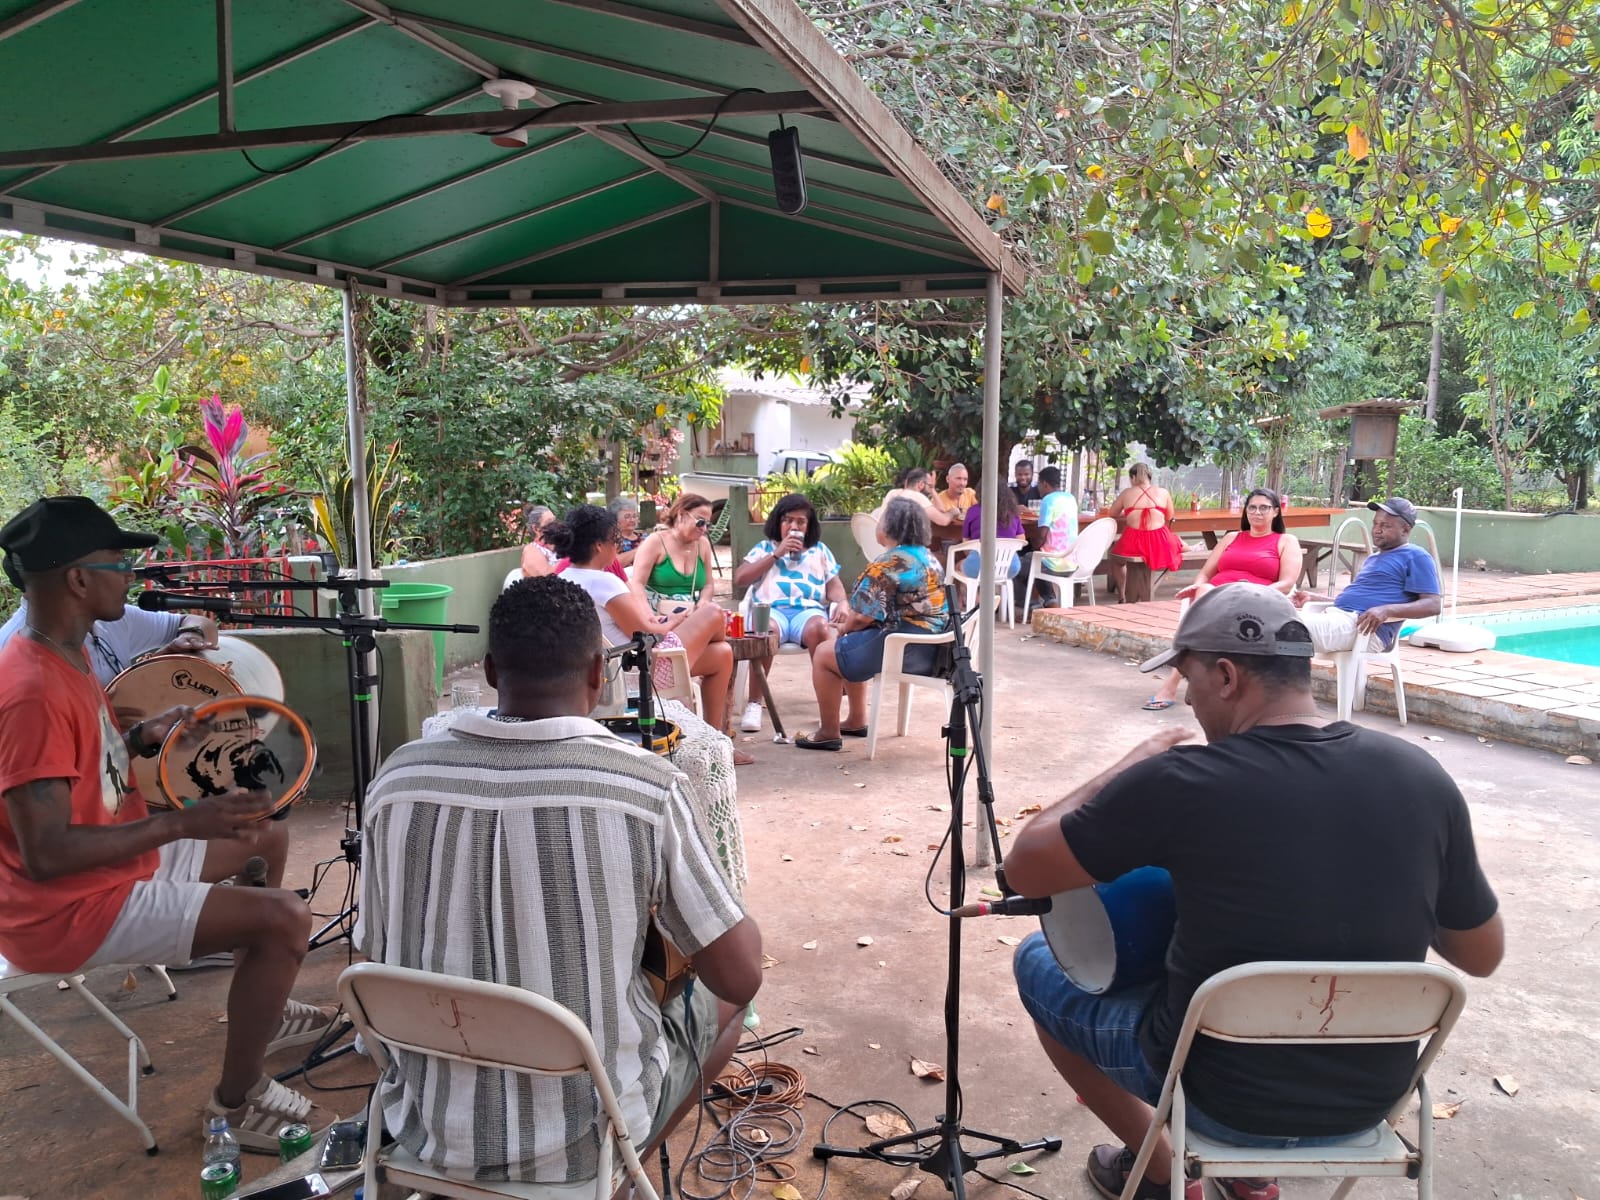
xmin=0 ymin=0 xmax=1021 ymax=306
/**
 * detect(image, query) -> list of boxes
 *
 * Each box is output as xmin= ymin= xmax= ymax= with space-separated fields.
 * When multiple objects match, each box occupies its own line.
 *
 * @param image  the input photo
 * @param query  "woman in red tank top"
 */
xmin=1141 ymin=488 xmax=1304 ymax=709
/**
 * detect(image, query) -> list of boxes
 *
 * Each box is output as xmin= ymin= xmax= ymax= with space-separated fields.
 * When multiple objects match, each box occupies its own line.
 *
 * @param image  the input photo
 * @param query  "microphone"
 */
xmin=241 ymin=856 xmax=268 ymax=887
xmin=137 ymin=590 xmax=235 ymax=614
xmin=949 ymin=894 xmax=1053 ymax=919
xmin=603 ymin=632 xmax=661 ymax=660
xmin=132 ymin=563 xmax=188 ymax=581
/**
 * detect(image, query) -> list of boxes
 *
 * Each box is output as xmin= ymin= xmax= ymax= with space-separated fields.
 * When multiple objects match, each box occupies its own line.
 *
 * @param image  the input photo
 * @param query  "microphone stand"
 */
xmin=812 ymin=605 xmax=1060 ymax=1195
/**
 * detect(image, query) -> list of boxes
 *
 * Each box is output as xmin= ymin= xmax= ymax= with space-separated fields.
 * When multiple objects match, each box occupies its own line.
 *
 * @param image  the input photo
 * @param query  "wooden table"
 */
xmin=727 ymin=632 xmax=786 ymax=740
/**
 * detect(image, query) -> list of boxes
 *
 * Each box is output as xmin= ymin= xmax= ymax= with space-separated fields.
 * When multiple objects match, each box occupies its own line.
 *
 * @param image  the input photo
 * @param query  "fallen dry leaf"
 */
xmin=877 ymin=960 xmax=887 ymax=968
xmin=929 ymin=804 xmax=950 ymax=812
xmin=882 ymin=834 xmax=903 ymax=843
xmin=857 ymin=935 xmax=875 ymax=947
xmin=855 ymin=782 xmax=867 ymax=788
xmin=909 ymin=1057 xmax=946 ymax=1081
xmin=980 ymin=886 xmax=1003 ymax=899
xmin=1007 ymin=1162 xmax=1038 ymax=1176
xmin=890 ymin=1177 xmax=925 ymax=1200
xmin=850 ymin=824 xmax=868 ymax=831
xmin=1015 ymin=804 xmax=1042 ymax=817
xmin=864 ymin=1112 xmax=914 ymax=1139
xmin=1567 ymin=755 xmax=1593 ymax=766
xmin=867 ymin=1042 xmax=881 ymax=1050
xmin=891 ymin=848 xmax=911 ymax=856
xmin=803 ymin=1046 xmax=820 ymax=1056
xmin=217 ymin=1014 xmax=228 ymax=1024
xmin=1431 ymin=1100 xmax=1464 ymax=1119
xmin=741 ymin=1127 xmax=772 ymax=1146
xmin=802 ymin=940 xmax=818 ymax=950
xmin=781 ymin=854 xmax=794 ymax=862
xmin=761 ymin=954 xmax=782 ymax=969
xmin=773 ymin=1184 xmax=803 ymax=1200
xmin=997 ymin=935 xmax=1022 ymax=947
xmin=1494 ymin=1074 xmax=1520 ymax=1097
xmin=122 ymin=970 xmax=137 ymax=992
xmin=1422 ymin=735 xmax=1445 ymax=742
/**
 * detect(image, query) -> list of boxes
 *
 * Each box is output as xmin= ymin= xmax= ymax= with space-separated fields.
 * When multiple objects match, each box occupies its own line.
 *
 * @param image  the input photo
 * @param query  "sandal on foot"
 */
xmin=1141 ymin=697 xmax=1176 ymax=711
xmin=795 ymin=733 xmax=843 ymax=751
xmin=839 ymin=726 xmax=869 ymax=738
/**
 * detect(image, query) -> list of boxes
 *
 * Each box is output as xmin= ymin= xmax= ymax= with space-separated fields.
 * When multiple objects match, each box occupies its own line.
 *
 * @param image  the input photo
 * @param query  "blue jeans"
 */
xmin=1013 ymin=933 xmax=1364 ymax=1149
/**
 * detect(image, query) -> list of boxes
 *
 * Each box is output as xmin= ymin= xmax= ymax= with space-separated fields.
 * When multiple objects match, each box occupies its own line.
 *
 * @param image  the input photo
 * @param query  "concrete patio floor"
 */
xmin=1 ymin=631 xmax=1595 ymax=1199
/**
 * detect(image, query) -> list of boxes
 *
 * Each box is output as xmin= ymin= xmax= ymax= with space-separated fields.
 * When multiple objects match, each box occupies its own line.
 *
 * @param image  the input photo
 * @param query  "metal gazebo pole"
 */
xmin=342 ymin=284 xmax=377 ymax=612
xmin=973 ymin=271 xmax=1002 ymax=869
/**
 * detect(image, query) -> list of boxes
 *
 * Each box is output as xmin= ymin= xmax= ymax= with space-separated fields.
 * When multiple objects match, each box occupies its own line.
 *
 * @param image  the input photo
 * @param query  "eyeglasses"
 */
xmin=76 ymin=557 xmax=141 ymax=573
xmin=1244 ymin=504 xmax=1277 ymax=514
xmin=691 ymin=517 xmax=709 ymax=529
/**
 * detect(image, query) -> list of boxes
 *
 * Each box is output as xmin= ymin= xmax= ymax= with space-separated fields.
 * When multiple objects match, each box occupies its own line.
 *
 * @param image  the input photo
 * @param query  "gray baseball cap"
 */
xmin=1140 ymin=583 xmax=1315 ymax=673
xmin=1367 ymin=496 xmax=1418 ymax=526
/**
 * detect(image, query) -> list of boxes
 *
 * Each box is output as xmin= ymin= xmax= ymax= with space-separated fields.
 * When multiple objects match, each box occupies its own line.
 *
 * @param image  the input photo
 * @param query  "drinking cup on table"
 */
xmin=451 ymin=683 xmax=482 ymax=710
xmin=1028 ymin=499 xmax=1042 ymax=513
xmin=751 ymin=602 xmax=772 ymax=635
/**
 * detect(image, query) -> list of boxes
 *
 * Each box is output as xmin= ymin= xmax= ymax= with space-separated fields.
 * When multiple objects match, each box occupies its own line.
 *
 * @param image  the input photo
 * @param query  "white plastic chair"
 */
xmin=865 ymin=608 xmax=980 ymax=761
xmin=338 ymin=962 xmax=661 ymax=1200
xmin=605 ymin=636 xmax=700 ymax=717
xmin=850 ymin=512 xmax=881 ymax=564
xmin=945 ymin=537 xmax=1026 ymax=629
xmin=1120 ymin=960 xmax=1467 ymax=1200
xmin=1022 ymin=517 xmax=1119 ymax=621
xmin=503 ymin=566 xmax=525 ymax=592
xmin=0 ymin=954 xmax=160 ymax=1154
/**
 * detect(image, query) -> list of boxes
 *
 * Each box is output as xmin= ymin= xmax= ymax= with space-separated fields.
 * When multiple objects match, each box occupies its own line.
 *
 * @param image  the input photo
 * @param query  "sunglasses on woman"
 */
xmin=690 ymin=517 xmax=709 ymax=529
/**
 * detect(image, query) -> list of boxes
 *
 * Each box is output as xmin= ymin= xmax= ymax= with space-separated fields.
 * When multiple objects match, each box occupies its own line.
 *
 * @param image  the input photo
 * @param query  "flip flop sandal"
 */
xmin=1141 ymin=697 xmax=1176 ymax=711
xmin=840 ymin=726 xmax=869 ymax=738
xmin=795 ymin=733 xmax=844 ymax=751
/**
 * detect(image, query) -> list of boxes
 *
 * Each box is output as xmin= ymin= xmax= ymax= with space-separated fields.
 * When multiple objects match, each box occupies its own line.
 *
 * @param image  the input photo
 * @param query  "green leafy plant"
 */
xmin=310 ymin=439 xmax=408 ymax=567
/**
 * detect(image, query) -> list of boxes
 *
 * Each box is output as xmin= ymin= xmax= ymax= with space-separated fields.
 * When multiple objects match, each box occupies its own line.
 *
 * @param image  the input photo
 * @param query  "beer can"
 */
xmin=200 ymin=1161 xmax=240 ymax=1200
xmin=278 ymin=1121 xmax=314 ymax=1162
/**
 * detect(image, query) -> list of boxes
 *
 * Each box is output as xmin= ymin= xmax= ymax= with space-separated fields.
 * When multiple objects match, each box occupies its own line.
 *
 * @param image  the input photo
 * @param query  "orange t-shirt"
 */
xmin=0 ymin=637 xmax=159 ymax=972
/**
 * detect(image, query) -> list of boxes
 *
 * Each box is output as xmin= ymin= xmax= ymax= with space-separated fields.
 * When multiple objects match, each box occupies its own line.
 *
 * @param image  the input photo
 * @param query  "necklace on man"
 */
xmin=26 ymin=623 xmax=89 ymax=674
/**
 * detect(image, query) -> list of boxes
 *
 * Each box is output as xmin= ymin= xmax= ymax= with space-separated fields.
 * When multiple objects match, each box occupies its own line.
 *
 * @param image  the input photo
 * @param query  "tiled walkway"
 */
xmin=1030 ymin=571 xmax=1600 ymax=755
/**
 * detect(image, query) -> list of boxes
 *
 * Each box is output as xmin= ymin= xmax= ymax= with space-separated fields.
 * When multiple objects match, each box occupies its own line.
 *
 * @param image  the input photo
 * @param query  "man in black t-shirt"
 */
xmin=1005 ymin=584 xmax=1503 ymax=1200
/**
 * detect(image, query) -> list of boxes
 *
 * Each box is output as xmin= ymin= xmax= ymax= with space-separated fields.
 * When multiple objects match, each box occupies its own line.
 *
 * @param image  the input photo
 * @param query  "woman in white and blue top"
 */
xmin=731 ymin=494 xmax=849 ymax=732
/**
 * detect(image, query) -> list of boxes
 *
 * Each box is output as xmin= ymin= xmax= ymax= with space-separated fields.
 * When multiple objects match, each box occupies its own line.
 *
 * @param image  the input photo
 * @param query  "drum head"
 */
xmin=156 ymin=697 xmax=316 ymax=818
xmin=597 ymin=716 xmax=681 ymax=757
xmin=1040 ymin=887 xmax=1117 ymax=994
xmin=200 ymin=636 xmax=284 ymax=702
xmin=106 ymin=656 xmax=243 ymax=810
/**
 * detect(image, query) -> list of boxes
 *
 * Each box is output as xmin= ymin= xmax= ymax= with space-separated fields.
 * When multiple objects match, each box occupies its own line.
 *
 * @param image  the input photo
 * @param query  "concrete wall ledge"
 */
xmin=1029 ymin=608 xmax=1598 ymax=757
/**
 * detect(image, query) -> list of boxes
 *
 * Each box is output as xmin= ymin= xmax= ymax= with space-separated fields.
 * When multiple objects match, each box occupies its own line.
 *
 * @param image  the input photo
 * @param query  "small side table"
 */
xmin=726 ymin=633 xmax=786 ymax=741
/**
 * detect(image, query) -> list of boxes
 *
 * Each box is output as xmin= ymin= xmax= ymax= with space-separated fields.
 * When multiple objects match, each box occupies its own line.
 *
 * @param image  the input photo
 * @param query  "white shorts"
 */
xmin=1299 ymin=605 xmax=1381 ymax=654
xmin=81 ymin=839 xmax=211 ymax=970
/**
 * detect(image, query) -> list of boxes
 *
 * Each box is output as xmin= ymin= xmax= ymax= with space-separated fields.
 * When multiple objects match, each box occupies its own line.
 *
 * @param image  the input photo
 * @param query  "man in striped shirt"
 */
xmin=358 ymin=576 xmax=762 ymax=1185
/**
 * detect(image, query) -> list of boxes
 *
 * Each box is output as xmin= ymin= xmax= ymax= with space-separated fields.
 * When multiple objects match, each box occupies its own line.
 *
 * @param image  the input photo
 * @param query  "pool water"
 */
xmin=1410 ymin=605 xmax=1600 ymax=668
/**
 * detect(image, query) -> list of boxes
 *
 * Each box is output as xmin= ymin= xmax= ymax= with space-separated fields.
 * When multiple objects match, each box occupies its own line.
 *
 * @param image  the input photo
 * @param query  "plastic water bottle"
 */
xmin=202 ymin=1115 xmax=242 ymax=1198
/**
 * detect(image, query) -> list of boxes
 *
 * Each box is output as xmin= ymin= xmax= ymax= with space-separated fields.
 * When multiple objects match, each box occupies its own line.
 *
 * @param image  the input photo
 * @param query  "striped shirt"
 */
xmin=356 ymin=712 xmax=746 ymax=1184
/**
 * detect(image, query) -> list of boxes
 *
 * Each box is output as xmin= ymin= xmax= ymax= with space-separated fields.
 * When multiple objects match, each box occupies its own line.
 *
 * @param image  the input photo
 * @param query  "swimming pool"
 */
xmin=1411 ymin=605 xmax=1600 ymax=668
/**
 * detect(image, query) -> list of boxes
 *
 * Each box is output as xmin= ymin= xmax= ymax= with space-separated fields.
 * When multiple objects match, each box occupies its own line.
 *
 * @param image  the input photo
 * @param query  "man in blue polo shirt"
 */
xmin=1292 ymin=497 xmax=1441 ymax=652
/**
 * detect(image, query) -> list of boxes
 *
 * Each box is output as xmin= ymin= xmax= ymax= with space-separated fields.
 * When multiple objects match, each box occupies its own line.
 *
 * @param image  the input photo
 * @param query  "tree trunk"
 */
xmin=605 ymin=441 xmax=622 ymax=503
xmin=1482 ymin=358 xmax=1515 ymax=511
xmin=1424 ymin=288 xmax=1445 ymax=423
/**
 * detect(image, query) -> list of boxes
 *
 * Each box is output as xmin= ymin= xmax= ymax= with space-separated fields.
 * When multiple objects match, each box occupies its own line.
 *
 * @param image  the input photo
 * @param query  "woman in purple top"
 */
xmin=957 ymin=485 xmax=1025 ymax=579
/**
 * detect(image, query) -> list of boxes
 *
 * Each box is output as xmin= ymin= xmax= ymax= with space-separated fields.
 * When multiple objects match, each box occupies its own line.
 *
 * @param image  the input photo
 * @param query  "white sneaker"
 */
xmin=740 ymin=702 xmax=763 ymax=732
xmin=205 ymin=1075 xmax=335 ymax=1152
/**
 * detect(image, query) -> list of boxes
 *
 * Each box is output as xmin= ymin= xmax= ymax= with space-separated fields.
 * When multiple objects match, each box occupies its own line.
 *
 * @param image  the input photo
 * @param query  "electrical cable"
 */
xmin=622 ymin=88 xmax=766 ymax=161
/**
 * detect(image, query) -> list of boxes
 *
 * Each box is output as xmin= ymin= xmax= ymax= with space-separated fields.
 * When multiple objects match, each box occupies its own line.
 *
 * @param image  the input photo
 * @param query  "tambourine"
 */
xmin=156 ymin=696 xmax=316 ymax=819
xmin=597 ymin=715 xmax=682 ymax=758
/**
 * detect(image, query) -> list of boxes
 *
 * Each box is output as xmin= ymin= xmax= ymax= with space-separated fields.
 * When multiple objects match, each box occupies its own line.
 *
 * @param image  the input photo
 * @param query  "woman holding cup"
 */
xmin=732 ymin=493 xmax=848 ymax=733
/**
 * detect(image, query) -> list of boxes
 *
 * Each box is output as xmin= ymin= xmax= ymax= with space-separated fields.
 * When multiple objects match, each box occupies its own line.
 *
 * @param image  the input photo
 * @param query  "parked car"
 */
xmin=769 ymin=448 xmax=841 ymax=477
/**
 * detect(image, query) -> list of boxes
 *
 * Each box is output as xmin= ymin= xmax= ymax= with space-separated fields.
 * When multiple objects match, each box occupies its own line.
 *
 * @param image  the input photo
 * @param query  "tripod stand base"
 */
xmin=275 ymin=1019 xmax=358 ymax=1084
xmin=814 ymin=1118 xmax=1060 ymax=1195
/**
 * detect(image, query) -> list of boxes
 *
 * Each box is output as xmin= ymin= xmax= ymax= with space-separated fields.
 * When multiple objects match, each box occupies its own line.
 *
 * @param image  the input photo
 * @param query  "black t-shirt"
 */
xmin=1058 ymin=722 xmax=1498 ymax=1137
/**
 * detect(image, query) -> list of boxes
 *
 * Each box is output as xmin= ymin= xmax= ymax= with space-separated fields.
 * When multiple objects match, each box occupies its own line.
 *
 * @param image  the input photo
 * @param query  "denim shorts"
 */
xmin=834 ymin=624 xmax=941 ymax=683
xmin=771 ymin=604 xmax=827 ymax=645
xmin=1012 ymin=933 xmax=1363 ymax=1150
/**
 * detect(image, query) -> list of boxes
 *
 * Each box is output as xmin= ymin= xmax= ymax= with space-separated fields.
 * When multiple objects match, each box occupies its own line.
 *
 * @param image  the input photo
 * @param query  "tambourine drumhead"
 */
xmin=200 ymin=636 xmax=284 ymax=702
xmin=106 ymin=656 xmax=243 ymax=810
xmin=157 ymin=696 xmax=316 ymax=819
xmin=597 ymin=716 xmax=681 ymax=758
xmin=1040 ymin=866 xmax=1176 ymax=995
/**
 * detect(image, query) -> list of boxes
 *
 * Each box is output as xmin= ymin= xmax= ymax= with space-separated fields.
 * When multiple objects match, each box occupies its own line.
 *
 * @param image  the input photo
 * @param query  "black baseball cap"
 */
xmin=0 ymin=496 xmax=158 ymax=579
xmin=1367 ymin=496 xmax=1418 ymax=526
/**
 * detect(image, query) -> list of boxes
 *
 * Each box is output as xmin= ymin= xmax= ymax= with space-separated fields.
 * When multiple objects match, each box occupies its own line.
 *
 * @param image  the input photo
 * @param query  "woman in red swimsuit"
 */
xmin=1107 ymin=463 xmax=1184 ymax=603
xmin=1142 ymin=487 xmax=1305 ymax=709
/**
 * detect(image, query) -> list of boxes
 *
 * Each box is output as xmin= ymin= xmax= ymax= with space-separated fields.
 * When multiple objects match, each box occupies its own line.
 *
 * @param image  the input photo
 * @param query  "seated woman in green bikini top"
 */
xmin=630 ymin=492 xmax=717 ymax=611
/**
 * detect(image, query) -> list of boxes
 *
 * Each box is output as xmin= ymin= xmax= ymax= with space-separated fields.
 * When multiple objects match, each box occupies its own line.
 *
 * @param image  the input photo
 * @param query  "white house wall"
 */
xmin=787 ymin=402 xmax=856 ymax=451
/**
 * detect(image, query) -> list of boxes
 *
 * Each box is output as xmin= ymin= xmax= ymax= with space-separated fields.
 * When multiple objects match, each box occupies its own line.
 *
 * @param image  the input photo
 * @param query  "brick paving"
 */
xmin=1029 ymin=571 xmax=1600 ymax=755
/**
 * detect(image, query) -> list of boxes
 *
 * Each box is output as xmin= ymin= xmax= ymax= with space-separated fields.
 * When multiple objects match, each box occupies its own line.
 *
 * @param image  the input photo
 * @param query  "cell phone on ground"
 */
xmin=243 ymin=1174 xmax=330 ymax=1200
xmin=318 ymin=1118 xmax=367 ymax=1170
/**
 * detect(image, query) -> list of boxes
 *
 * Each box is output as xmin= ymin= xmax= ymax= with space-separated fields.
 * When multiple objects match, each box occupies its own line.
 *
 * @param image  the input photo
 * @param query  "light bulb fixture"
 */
xmin=768 ymin=122 xmax=807 ymax=215
xmin=482 ymin=79 xmax=539 ymax=148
